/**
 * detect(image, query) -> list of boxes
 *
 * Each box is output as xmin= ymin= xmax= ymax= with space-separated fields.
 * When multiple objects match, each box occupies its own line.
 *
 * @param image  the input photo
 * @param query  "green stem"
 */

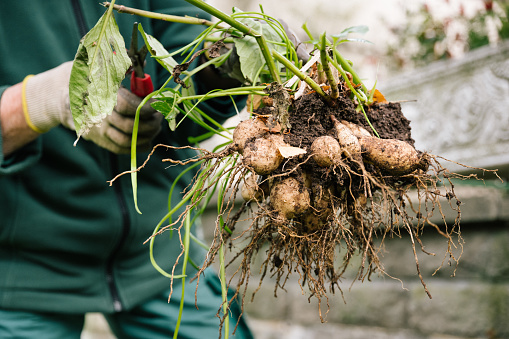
xmin=326 ymin=55 xmax=379 ymax=137
xmin=359 ymin=104 xmax=380 ymax=138
xmin=319 ymin=33 xmax=339 ymax=99
xmin=173 ymin=213 xmax=192 ymax=339
xmin=103 ymin=2 xmax=220 ymax=27
xmin=130 ymin=91 xmax=159 ymax=214
xmin=326 ymin=54 xmax=365 ymax=104
xmin=301 ymin=22 xmax=314 ymax=41
xmin=183 ymin=0 xmax=281 ymax=83
xmin=332 ymin=48 xmax=365 ymax=91
xmin=149 ymin=180 xmax=198 ymax=278
xmin=190 ymin=232 xmax=209 ymax=251
xmin=272 ymin=50 xmax=333 ymax=106
xmin=219 ymin=243 xmax=229 ymax=339
xmin=173 ymin=86 xmax=266 ymax=101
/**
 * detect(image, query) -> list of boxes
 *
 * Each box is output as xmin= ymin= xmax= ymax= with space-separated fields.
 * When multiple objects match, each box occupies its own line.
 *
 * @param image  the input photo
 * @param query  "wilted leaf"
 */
xmin=278 ymin=146 xmax=307 ymax=158
xmin=69 ymin=10 xmax=131 ymax=138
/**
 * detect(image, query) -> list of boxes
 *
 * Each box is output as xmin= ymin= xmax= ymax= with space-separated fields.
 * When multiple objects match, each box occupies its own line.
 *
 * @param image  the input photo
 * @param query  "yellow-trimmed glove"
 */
xmin=22 ymin=61 xmax=162 ymax=154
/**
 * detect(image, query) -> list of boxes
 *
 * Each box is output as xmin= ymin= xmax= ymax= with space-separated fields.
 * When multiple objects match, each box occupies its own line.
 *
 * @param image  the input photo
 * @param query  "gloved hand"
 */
xmin=23 ymin=61 xmax=162 ymax=154
xmin=83 ymin=87 xmax=162 ymax=154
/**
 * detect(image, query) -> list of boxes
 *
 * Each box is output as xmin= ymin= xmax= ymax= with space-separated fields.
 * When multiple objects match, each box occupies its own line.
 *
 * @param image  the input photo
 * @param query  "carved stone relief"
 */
xmin=381 ymin=41 xmax=509 ymax=175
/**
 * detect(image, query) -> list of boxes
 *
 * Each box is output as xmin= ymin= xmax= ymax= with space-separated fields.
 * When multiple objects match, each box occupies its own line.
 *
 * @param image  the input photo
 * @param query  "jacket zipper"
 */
xmin=71 ymin=0 xmax=88 ymax=37
xmin=71 ymin=0 xmax=129 ymax=312
xmin=107 ymin=153 xmax=131 ymax=312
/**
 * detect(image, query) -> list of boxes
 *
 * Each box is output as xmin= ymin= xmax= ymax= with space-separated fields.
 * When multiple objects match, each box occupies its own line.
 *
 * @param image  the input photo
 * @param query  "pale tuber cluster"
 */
xmin=233 ymin=113 xmax=428 ymax=229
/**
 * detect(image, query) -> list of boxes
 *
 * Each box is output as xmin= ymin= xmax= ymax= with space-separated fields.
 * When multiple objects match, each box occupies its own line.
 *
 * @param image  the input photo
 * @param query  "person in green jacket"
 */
xmin=0 ymin=1 xmax=253 ymax=338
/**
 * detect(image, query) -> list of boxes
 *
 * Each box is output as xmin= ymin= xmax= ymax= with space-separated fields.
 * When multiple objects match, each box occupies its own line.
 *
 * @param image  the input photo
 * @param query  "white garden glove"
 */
xmin=23 ymin=61 xmax=162 ymax=154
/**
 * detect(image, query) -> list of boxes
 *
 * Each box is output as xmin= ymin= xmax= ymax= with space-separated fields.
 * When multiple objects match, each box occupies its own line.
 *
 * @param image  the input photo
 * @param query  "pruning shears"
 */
xmin=127 ymin=22 xmax=154 ymax=97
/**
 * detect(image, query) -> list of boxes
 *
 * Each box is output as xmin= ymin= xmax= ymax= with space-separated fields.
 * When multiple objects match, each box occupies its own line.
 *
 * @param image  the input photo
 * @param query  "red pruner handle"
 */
xmin=130 ymin=72 xmax=154 ymax=97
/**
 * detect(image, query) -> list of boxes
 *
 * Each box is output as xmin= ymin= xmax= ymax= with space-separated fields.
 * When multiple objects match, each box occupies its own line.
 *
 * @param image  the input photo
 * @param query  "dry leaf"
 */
xmin=372 ymin=89 xmax=388 ymax=104
xmin=278 ymin=146 xmax=307 ymax=158
xmin=247 ymin=94 xmax=263 ymax=112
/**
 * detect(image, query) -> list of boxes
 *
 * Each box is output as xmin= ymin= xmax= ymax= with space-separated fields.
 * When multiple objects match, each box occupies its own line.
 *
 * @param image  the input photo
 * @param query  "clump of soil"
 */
xmin=178 ymin=85 xmax=466 ymax=326
xmin=152 ymin=78 xmax=489 ymax=329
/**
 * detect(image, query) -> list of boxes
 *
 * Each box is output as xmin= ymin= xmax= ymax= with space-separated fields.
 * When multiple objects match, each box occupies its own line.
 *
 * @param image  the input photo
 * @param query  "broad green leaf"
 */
xmin=69 ymin=10 xmax=131 ymax=138
xmin=138 ymin=24 xmax=178 ymax=72
xmin=332 ymin=25 xmax=369 ymax=39
xmin=233 ymin=15 xmax=286 ymax=84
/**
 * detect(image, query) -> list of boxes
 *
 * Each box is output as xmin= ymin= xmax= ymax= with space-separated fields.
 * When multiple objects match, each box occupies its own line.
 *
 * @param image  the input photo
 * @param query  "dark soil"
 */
xmin=284 ymin=91 xmax=414 ymax=150
xmin=262 ymin=91 xmax=418 ymax=206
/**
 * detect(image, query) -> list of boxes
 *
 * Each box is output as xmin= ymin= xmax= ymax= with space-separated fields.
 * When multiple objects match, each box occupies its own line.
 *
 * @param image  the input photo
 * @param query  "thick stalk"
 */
xmin=333 ymin=48 xmax=365 ymax=91
xmin=184 ymin=0 xmax=281 ymax=83
xmin=272 ymin=50 xmax=333 ymax=106
xmin=326 ymin=54 xmax=365 ymax=104
xmin=103 ymin=2 xmax=219 ymax=27
xmin=319 ymin=33 xmax=339 ymax=99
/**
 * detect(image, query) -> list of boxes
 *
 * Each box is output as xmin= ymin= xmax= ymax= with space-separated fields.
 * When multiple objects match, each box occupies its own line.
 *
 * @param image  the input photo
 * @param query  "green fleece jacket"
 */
xmin=0 ymin=1 xmax=235 ymax=313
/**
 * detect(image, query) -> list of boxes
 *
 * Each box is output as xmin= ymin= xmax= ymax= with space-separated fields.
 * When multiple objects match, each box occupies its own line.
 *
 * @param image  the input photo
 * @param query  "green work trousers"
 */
xmin=0 ymin=273 xmax=253 ymax=339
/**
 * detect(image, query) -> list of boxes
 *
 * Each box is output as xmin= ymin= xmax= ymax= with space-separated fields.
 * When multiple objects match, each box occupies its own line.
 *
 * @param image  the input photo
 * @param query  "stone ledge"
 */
xmin=244 ymin=279 xmax=509 ymax=338
xmin=246 ymin=317 xmax=485 ymax=339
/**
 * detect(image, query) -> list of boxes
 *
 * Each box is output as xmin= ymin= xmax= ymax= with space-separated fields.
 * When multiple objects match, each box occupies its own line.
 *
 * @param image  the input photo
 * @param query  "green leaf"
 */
xmin=332 ymin=25 xmax=369 ymax=39
xmin=138 ymin=24 xmax=178 ymax=72
xmin=151 ymin=100 xmax=179 ymax=131
xmin=233 ymin=15 xmax=285 ymax=84
xmin=69 ymin=9 xmax=131 ymax=138
xmin=334 ymin=37 xmax=373 ymax=45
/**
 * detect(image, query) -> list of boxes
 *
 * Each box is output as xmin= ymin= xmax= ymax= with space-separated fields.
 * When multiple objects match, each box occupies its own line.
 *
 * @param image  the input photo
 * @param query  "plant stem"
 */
xmin=326 ymin=55 xmax=380 ymax=137
xmin=175 ymin=89 xmax=266 ymax=102
xmin=149 ymin=175 xmax=201 ymax=278
xmin=326 ymin=54 xmax=364 ymax=103
xmin=272 ymin=50 xmax=333 ymax=106
xmin=173 ymin=213 xmax=192 ymax=339
xmin=219 ymin=243 xmax=229 ymax=339
xmin=103 ymin=2 xmax=220 ymax=27
xmin=332 ymin=48 xmax=365 ymax=91
xmin=183 ymin=0 xmax=281 ymax=83
xmin=319 ymin=33 xmax=339 ymax=99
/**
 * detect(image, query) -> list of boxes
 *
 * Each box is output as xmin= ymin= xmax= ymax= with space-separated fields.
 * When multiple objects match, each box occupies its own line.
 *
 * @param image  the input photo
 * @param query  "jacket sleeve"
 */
xmin=0 ymin=86 xmax=42 ymax=175
xmin=148 ymin=0 xmax=245 ymax=146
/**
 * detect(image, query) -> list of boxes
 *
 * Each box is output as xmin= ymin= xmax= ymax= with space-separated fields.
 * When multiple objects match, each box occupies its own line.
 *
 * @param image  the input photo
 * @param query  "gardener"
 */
xmin=0 ymin=1 xmax=252 ymax=338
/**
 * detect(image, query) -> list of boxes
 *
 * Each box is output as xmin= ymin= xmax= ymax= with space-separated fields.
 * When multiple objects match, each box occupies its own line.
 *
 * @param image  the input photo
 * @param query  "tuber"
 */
xmin=302 ymin=184 xmax=334 ymax=232
xmin=331 ymin=116 xmax=362 ymax=161
xmin=270 ymin=177 xmax=310 ymax=219
xmin=358 ymin=136 xmax=426 ymax=175
xmin=341 ymin=120 xmax=371 ymax=138
xmin=310 ymin=136 xmax=341 ymax=167
xmin=233 ymin=118 xmax=267 ymax=154
xmin=241 ymin=173 xmax=269 ymax=202
xmin=243 ymin=137 xmax=284 ymax=175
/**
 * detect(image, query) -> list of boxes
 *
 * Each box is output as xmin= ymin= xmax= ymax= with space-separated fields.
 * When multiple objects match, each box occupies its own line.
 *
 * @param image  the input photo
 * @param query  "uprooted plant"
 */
xmin=70 ymin=1 xmax=501 ymax=337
